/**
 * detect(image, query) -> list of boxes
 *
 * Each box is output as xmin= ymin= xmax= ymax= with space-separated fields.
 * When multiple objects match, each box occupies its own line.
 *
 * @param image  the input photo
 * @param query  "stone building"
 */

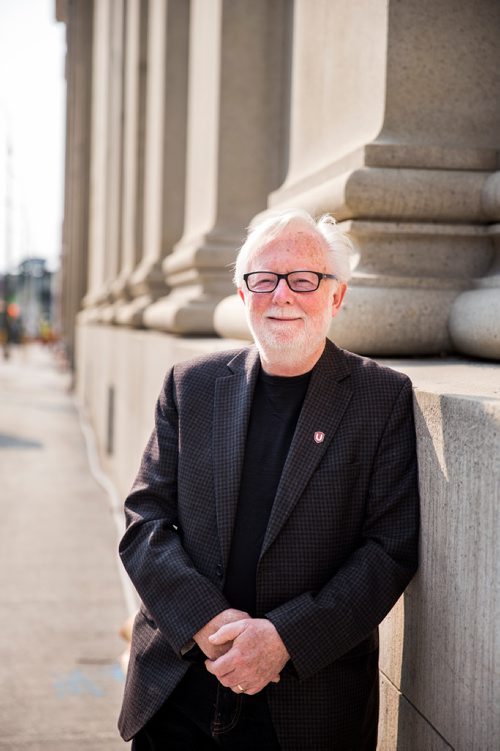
xmin=57 ymin=1 xmax=499 ymax=748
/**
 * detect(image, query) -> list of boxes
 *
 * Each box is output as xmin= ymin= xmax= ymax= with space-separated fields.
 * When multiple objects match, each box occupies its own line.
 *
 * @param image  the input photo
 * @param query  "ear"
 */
xmin=331 ymin=282 xmax=347 ymax=318
xmin=238 ymin=287 xmax=246 ymax=304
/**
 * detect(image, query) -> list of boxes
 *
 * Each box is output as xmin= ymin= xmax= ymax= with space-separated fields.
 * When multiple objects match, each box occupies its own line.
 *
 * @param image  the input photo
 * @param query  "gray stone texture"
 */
xmin=449 ymin=177 xmax=500 ymax=360
xmin=379 ymin=360 xmax=500 ymax=749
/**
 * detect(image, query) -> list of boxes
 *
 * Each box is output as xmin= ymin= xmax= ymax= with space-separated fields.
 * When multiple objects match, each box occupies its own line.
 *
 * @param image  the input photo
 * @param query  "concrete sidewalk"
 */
xmin=0 ymin=344 xmax=130 ymax=750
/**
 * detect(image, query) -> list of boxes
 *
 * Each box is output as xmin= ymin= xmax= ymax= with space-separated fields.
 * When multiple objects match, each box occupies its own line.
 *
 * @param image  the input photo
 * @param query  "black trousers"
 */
xmin=132 ymin=662 xmax=281 ymax=750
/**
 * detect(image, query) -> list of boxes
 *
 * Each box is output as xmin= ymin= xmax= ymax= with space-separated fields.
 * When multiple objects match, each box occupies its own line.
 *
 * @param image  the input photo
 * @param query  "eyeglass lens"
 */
xmin=246 ymin=271 xmax=320 ymax=293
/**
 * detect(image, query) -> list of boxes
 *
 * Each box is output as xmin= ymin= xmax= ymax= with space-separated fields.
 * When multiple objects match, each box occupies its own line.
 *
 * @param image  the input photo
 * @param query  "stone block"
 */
xmin=379 ymin=675 xmax=452 ymax=750
xmin=379 ymin=360 xmax=500 ymax=750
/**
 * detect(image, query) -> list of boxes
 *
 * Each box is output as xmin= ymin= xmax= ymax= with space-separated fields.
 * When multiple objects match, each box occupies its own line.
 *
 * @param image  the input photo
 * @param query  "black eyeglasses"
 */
xmin=243 ymin=270 xmax=337 ymax=293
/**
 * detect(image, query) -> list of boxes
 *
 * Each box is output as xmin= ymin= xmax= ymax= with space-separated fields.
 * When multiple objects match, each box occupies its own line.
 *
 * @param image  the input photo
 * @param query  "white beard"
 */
xmin=245 ymin=305 xmax=332 ymax=370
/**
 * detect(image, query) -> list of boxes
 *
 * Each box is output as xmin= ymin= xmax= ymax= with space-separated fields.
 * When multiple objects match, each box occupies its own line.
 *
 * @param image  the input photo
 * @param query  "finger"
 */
xmin=204 ymin=649 xmax=237 ymax=677
xmin=204 ymin=659 xmax=226 ymax=677
xmin=208 ymin=619 xmax=247 ymax=645
xmin=246 ymin=674 xmax=280 ymax=694
xmin=204 ymin=660 xmax=238 ymax=686
xmin=204 ymin=659 xmax=226 ymax=676
xmin=242 ymin=684 xmax=265 ymax=696
xmin=230 ymin=684 xmax=245 ymax=695
xmin=206 ymin=657 xmax=235 ymax=680
xmin=204 ymin=658 xmax=214 ymax=673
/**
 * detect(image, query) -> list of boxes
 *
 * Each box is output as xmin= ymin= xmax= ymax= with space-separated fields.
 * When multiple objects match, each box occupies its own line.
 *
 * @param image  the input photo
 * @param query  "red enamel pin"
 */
xmin=314 ymin=431 xmax=325 ymax=444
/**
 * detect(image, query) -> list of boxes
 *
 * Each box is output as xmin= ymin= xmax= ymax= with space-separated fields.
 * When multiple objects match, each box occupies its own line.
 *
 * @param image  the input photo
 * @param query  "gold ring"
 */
xmin=237 ymin=684 xmax=245 ymax=693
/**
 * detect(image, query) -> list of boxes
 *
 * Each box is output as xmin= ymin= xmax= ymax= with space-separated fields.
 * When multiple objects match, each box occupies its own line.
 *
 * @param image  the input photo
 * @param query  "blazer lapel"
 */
xmin=260 ymin=342 xmax=353 ymax=558
xmin=213 ymin=346 xmax=260 ymax=567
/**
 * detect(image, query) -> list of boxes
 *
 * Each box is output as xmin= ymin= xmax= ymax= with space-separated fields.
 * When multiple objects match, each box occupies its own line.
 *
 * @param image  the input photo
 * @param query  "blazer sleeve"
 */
xmin=118 ymin=368 xmax=230 ymax=656
xmin=266 ymin=378 xmax=420 ymax=681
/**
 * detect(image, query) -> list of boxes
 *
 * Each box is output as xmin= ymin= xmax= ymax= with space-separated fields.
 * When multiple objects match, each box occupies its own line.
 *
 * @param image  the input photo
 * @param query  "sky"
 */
xmin=0 ymin=0 xmax=66 ymax=273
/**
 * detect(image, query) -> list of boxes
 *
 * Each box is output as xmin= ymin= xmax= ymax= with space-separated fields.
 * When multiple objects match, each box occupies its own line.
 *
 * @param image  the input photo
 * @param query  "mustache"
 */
xmin=264 ymin=309 xmax=304 ymax=319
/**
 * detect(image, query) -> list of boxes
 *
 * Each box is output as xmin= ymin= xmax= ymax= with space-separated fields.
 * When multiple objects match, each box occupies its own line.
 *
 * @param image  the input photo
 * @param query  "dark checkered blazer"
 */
xmin=118 ymin=340 xmax=419 ymax=748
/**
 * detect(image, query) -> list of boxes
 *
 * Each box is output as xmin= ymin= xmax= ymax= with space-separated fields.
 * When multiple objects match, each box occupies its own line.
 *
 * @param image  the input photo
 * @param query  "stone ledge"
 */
xmin=380 ymin=357 xmax=500 ymax=401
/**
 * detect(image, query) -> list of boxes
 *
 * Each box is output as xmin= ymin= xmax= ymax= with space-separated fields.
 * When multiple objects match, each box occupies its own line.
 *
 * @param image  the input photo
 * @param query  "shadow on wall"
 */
xmin=396 ymin=391 xmax=499 ymax=750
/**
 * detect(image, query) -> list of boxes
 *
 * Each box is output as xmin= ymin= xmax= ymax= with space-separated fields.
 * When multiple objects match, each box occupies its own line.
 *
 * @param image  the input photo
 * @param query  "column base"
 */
xmin=128 ymin=259 xmax=167 ymax=299
xmin=214 ymin=285 xmax=461 ymax=357
xmin=77 ymin=306 xmax=106 ymax=324
xmin=99 ymin=303 xmax=123 ymax=324
xmin=449 ymin=285 xmax=500 ymax=360
xmin=331 ymin=285 xmax=458 ymax=356
xmin=214 ymin=215 xmax=494 ymax=356
xmin=114 ymin=295 xmax=152 ymax=328
xmin=143 ymin=286 xmax=222 ymax=335
xmin=213 ymin=294 xmax=251 ymax=341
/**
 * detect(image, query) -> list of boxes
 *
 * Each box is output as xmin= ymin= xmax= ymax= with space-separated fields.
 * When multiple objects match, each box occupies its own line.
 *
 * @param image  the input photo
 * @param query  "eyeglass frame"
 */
xmin=242 ymin=270 xmax=338 ymax=293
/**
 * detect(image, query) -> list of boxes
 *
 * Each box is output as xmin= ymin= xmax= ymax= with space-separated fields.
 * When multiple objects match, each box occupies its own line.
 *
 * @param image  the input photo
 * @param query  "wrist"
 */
xmin=180 ymin=639 xmax=205 ymax=663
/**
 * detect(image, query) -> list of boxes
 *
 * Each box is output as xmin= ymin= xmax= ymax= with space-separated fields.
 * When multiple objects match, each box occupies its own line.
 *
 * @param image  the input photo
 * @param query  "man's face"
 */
xmin=238 ymin=227 xmax=346 ymax=372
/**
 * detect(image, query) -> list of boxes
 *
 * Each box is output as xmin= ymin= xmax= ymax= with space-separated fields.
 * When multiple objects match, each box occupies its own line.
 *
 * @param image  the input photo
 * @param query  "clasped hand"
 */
xmin=204 ymin=616 xmax=289 ymax=695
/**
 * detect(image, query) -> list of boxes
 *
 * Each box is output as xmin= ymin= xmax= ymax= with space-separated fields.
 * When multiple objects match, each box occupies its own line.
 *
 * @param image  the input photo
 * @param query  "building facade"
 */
xmin=57 ymin=1 xmax=499 ymax=748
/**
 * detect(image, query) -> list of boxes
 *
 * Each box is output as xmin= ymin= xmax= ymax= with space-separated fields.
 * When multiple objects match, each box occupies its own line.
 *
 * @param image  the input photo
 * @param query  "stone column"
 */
xmin=108 ymin=0 xmax=148 ymax=322
xmin=117 ymin=0 xmax=190 ymax=328
xmin=97 ymin=0 xmax=126 ymax=323
xmin=80 ymin=0 xmax=111 ymax=321
xmin=215 ymin=0 xmax=500 ymax=357
xmin=144 ymin=0 xmax=289 ymax=334
xmin=449 ymin=172 xmax=500 ymax=360
xmin=57 ymin=0 xmax=93 ymax=367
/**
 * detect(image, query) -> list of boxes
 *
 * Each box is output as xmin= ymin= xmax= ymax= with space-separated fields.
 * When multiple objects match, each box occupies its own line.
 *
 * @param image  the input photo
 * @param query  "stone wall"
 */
xmin=59 ymin=2 xmax=500 ymax=748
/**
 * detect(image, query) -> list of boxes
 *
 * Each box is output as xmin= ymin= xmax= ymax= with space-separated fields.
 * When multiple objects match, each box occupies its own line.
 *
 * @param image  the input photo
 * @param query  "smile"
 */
xmin=267 ymin=316 xmax=302 ymax=322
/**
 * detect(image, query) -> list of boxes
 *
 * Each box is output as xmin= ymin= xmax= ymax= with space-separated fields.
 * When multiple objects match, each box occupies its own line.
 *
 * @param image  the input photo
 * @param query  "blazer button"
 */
xmin=216 ymin=564 xmax=224 ymax=579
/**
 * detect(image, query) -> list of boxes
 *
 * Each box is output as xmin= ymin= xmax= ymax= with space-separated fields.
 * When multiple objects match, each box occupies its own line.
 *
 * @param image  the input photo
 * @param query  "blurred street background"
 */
xmin=0 ymin=342 xmax=130 ymax=749
xmin=0 ymin=2 xmax=134 ymax=747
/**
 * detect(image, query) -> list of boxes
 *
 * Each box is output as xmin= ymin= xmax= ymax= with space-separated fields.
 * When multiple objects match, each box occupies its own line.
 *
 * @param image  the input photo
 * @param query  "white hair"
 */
xmin=233 ymin=208 xmax=354 ymax=287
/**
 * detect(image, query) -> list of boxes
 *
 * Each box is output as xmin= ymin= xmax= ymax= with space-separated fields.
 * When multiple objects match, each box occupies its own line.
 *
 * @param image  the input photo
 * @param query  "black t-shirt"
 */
xmin=223 ymin=366 xmax=311 ymax=615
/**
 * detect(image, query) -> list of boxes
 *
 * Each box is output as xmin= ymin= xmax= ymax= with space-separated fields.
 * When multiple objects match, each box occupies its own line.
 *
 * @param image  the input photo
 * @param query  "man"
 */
xmin=118 ymin=208 xmax=419 ymax=750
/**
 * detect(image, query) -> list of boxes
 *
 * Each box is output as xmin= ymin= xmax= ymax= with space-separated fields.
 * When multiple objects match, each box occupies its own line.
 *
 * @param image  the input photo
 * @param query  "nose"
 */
xmin=272 ymin=277 xmax=294 ymax=304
